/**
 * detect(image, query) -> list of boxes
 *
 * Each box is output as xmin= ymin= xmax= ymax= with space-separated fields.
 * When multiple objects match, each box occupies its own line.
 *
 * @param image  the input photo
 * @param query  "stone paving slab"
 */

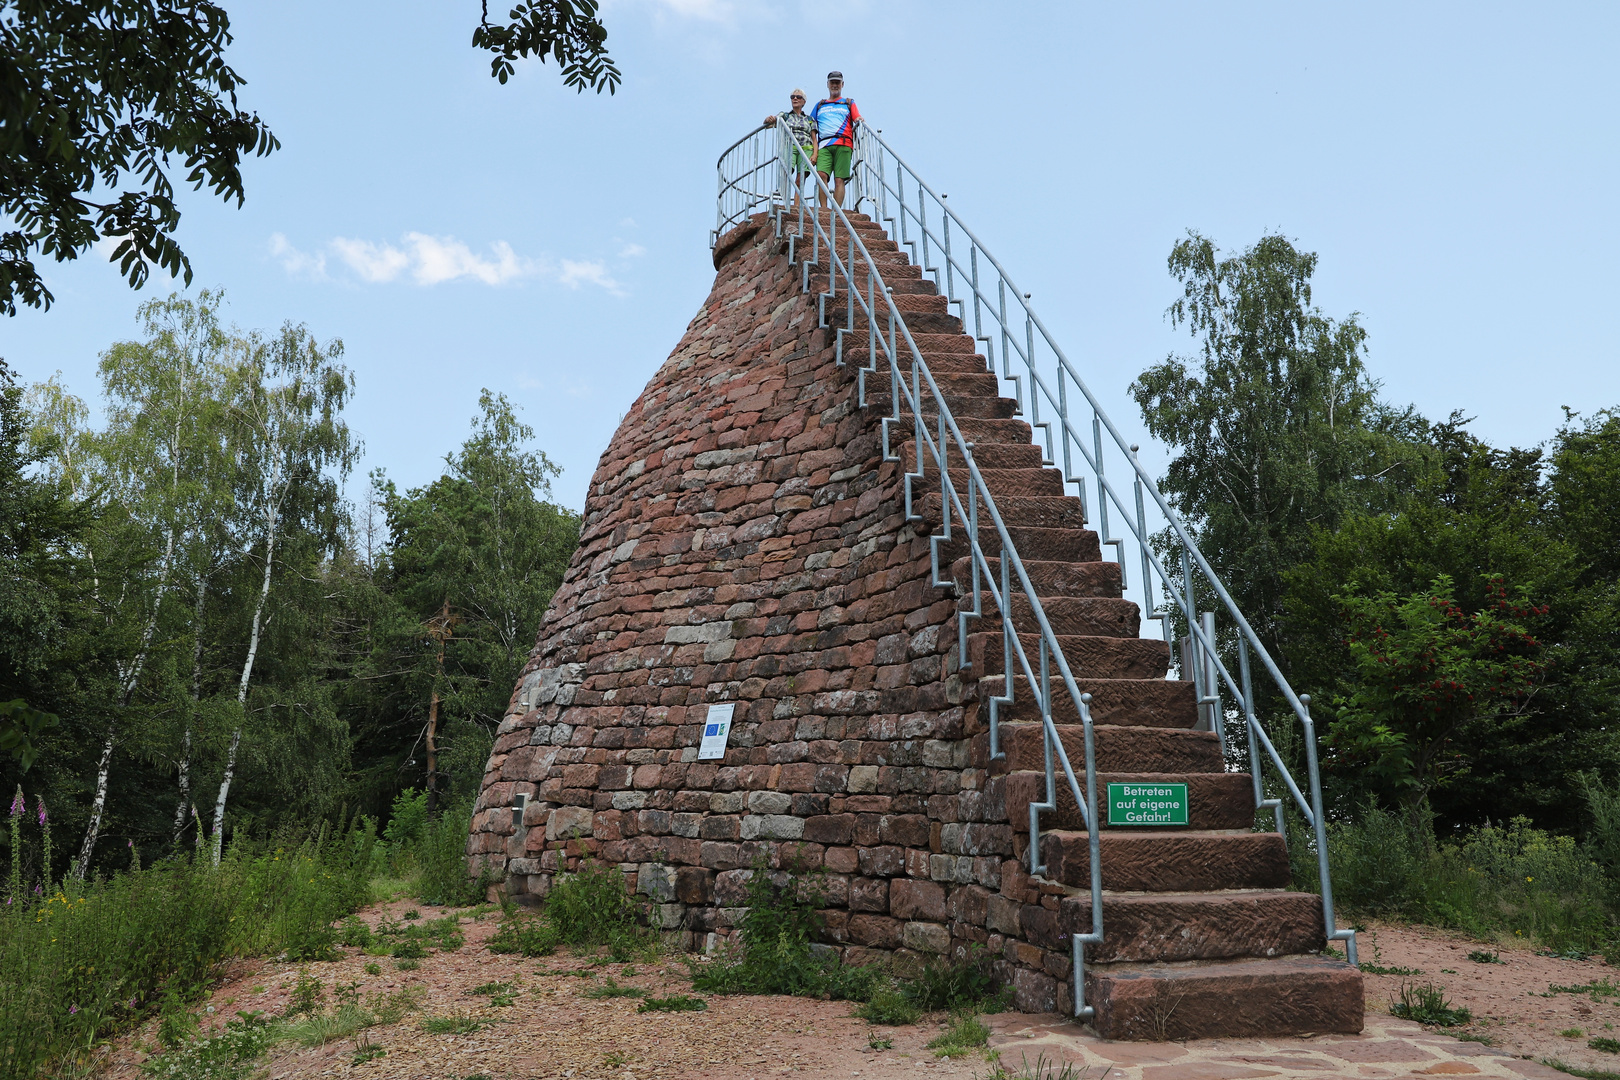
xmin=986 ymin=1014 xmax=1573 ymax=1079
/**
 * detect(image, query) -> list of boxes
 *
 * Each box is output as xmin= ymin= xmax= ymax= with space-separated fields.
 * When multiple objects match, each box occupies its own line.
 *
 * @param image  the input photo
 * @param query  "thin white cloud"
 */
xmin=270 ymin=232 xmax=625 ymax=293
xmin=618 ymin=243 xmax=647 ymax=258
xmin=269 ymin=233 xmax=328 ymax=280
xmin=557 ymin=259 xmax=621 ymax=291
xmin=330 ymin=237 xmax=411 ymax=283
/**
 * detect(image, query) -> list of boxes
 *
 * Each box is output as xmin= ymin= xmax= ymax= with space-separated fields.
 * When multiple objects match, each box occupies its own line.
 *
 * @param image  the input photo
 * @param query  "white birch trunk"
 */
xmin=172 ymin=575 xmax=207 ymax=845
xmin=212 ymin=497 xmax=278 ymax=865
xmin=74 ymin=526 xmax=176 ymax=879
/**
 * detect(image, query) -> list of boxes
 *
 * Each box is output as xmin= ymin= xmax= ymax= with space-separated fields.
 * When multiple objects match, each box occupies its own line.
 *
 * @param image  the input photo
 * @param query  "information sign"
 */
xmin=697 ymin=703 xmax=736 ymax=760
xmin=1106 ymin=782 xmax=1189 ymax=826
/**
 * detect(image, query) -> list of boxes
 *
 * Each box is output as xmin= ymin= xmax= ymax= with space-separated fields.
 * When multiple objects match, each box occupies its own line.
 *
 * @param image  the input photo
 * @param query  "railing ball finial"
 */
xmin=1299 ymin=694 xmax=1312 ymax=707
xmin=1130 ymin=444 xmax=1139 ymax=453
xmin=1024 ymin=293 xmax=1031 ymax=299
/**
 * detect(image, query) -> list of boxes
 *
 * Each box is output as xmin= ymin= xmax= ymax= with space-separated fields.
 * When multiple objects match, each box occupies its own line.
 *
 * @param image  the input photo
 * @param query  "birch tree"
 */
xmin=35 ymin=293 xmax=232 ymax=876
xmin=210 ymin=323 xmax=355 ymax=861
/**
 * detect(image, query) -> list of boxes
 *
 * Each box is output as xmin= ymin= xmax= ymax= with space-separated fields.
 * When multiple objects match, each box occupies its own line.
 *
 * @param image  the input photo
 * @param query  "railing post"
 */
xmin=1301 ymin=695 xmax=1356 ymax=964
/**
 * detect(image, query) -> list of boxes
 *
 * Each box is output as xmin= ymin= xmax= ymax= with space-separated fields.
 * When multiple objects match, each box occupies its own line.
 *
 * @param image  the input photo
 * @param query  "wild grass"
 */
xmin=485 ymin=861 xmax=654 ymax=962
xmin=1389 ymin=981 xmax=1472 ymax=1026
xmin=1321 ymin=802 xmax=1620 ymax=956
xmin=926 ymin=1013 xmax=990 ymax=1058
xmin=0 ymin=820 xmax=376 ymax=1080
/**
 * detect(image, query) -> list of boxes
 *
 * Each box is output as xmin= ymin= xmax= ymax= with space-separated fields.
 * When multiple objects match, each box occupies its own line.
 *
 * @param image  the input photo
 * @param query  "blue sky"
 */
xmin=5 ymin=1 xmax=1617 ymax=514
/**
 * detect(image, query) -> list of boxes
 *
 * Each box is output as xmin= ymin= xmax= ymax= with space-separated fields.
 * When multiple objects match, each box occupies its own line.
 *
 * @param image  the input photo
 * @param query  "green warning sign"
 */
xmin=1107 ymin=783 xmax=1189 ymax=826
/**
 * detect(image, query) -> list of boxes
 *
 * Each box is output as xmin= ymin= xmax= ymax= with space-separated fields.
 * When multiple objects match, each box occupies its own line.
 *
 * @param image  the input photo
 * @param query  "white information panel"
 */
xmin=697 ymin=702 xmax=736 ymax=760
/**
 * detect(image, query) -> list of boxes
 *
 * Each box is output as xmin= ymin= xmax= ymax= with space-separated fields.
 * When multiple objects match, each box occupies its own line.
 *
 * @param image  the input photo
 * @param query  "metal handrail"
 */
xmin=716 ymin=125 xmax=1106 ymax=1018
xmin=846 ymin=128 xmax=1355 ymax=965
xmin=712 ymin=120 xmax=1354 ymax=1020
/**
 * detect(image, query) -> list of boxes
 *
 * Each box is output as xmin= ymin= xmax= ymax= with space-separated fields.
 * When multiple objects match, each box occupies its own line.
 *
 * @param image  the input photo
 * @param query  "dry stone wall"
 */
xmin=470 ymin=216 xmax=1045 ymax=976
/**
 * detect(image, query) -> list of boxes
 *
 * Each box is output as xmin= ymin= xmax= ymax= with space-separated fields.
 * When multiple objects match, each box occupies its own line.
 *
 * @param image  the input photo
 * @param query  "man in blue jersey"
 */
xmin=810 ymin=71 xmax=862 ymax=209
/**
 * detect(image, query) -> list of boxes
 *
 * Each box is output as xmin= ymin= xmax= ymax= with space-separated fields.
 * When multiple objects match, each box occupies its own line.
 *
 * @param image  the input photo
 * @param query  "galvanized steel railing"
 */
xmin=712 ymin=121 xmax=1354 ymax=1016
xmin=846 ymin=129 xmax=1354 ymax=966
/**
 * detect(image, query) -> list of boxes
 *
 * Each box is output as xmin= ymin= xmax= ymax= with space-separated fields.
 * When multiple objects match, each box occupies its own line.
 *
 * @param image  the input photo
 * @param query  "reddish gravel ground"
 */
xmin=87 ymin=902 xmax=1620 ymax=1080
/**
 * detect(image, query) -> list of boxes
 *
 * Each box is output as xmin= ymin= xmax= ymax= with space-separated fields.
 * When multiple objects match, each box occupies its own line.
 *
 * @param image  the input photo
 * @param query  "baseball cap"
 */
xmin=827 ymin=71 xmax=843 ymax=81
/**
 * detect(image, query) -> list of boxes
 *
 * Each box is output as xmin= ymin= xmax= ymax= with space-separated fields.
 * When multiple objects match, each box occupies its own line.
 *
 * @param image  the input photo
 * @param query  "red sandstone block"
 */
xmin=825 ymin=846 xmax=859 ymax=874
xmin=849 ymin=877 xmax=889 ymax=912
xmin=562 ymin=764 xmax=600 ymax=788
xmin=859 ymin=845 xmax=905 ymax=877
xmin=803 ymin=814 xmax=854 ymax=845
xmin=880 ymin=814 xmax=931 ymax=848
xmin=890 ymin=878 xmax=946 ymax=921
xmin=849 ymin=915 xmax=902 ymax=949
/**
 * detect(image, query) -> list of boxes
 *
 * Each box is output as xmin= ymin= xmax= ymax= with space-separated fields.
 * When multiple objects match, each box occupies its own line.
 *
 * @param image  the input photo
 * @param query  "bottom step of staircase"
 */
xmin=1087 ymin=955 xmax=1364 ymax=1040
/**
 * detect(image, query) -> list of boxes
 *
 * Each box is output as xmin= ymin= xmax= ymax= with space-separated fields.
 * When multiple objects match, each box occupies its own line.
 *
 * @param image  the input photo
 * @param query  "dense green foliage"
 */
xmin=0 ymin=818 xmax=375 ymax=1080
xmin=0 ymin=0 xmax=279 ymax=314
xmin=3 ymin=1 xmax=618 ymax=314
xmin=1138 ymin=230 xmax=1620 ymax=946
xmin=0 ymin=292 xmax=579 ymax=885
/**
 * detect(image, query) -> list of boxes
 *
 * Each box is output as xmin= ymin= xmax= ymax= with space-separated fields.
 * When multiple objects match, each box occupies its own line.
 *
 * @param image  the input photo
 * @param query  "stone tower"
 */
xmin=470 ymin=211 xmax=1363 ymax=1039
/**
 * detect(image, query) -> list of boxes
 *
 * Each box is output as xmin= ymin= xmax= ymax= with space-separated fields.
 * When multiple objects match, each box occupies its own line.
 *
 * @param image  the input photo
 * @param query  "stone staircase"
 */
xmin=795 ymin=208 xmax=1363 ymax=1040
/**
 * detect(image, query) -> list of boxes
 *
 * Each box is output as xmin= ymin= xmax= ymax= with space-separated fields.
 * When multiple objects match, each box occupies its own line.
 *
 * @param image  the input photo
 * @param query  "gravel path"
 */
xmin=91 ymin=903 xmax=1620 ymax=1080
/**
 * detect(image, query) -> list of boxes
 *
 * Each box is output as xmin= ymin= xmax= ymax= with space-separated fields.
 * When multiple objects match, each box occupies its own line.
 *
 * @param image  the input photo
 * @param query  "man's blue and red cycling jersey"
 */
xmin=810 ymin=96 xmax=862 ymax=148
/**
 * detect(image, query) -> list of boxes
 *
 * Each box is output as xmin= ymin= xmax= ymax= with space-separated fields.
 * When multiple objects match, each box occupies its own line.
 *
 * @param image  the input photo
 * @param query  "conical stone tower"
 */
xmin=471 ymin=211 xmax=1363 ymax=1039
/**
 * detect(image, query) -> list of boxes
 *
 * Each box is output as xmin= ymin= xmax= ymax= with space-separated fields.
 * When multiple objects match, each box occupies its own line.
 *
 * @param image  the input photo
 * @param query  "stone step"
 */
xmin=963 ymin=592 xmax=1139 ymax=638
xmin=971 ymin=675 xmax=1196 ymax=728
xmin=1023 ymin=889 xmax=1327 ymax=963
xmin=1085 ymin=955 xmax=1363 ymax=1040
xmin=903 ymin=438 xmax=1045 ymax=472
xmin=826 ymin=308 xmax=963 ymax=337
xmin=921 ymin=493 xmax=1087 ymax=532
xmin=1039 ymin=829 xmax=1289 ymax=892
xmin=941 ymin=525 xmax=1099 ymax=564
xmin=996 ymin=722 xmax=1221 ymax=774
xmin=946 ymin=416 xmax=1037 ymax=446
xmin=951 ymin=557 xmax=1121 ymax=599
xmin=1001 ymin=770 xmax=1255 ymax=831
xmin=844 ymin=347 xmax=989 ymax=374
xmin=863 ymin=364 xmax=998 ymax=398
xmin=809 ymin=271 xmax=935 ymax=296
xmin=881 ymin=389 xmax=1017 ymax=421
xmin=968 ymin=631 xmax=1170 ymax=681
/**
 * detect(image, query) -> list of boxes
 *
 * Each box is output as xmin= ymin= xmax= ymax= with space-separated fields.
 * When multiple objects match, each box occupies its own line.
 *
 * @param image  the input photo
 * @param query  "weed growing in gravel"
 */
xmin=1542 ymin=1062 xmax=1620 ymax=1080
xmin=867 ymin=1034 xmax=893 ymax=1050
xmin=286 ymin=972 xmax=326 ymax=1017
xmin=469 ymin=982 xmax=518 ymax=1006
xmin=927 ymin=1014 xmax=991 ymax=1058
xmin=485 ymin=862 xmax=653 ymax=961
xmin=603 ymin=1051 xmax=629 ymax=1067
xmin=1468 ymin=950 xmax=1503 ymax=964
xmin=140 ymin=1013 xmax=277 ymax=1080
xmin=638 ymin=994 xmax=707 ymax=1012
xmin=1360 ymin=964 xmax=1424 ymax=976
xmin=351 ymin=1039 xmax=385 ymax=1064
xmin=854 ymin=983 xmax=921 ymax=1026
xmin=982 ymin=1052 xmax=1087 ymax=1080
xmin=1390 ymin=982 xmax=1472 ymax=1026
xmin=584 ymin=977 xmax=646 ymax=1000
xmin=1564 ymin=1029 xmax=1587 ymax=1038
xmin=911 ymin=946 xmax=1006 ymax=1012
xmin=421 ymin=1012 xmax=487 ymax=1035
xmin=1550 ymin=979 xmax=1620 ymax=1003
xmin=393 ymin=957 xmax=420 ymax=971
xmin=363 ymin=962 xmax=382 ymax=976
xmin=486 ymin=916 xmax=559 ymax=957
xmin=1592 ymin=1038 xmax=1620 ymax=1054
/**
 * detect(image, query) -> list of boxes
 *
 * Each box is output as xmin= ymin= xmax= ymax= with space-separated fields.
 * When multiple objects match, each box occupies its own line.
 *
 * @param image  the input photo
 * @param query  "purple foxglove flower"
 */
xmin=8 ymin=790 xmax=21 ymax=817
xmin=37 ymin=797 xmax=46 ymax=825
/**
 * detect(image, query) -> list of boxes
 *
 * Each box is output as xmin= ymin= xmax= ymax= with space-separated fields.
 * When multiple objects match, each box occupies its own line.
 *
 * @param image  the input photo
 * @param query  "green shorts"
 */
xmin=789 ymin=146 xmax=814 ymax=174
xmin=816 ymin=144 xmax=853 ymax=179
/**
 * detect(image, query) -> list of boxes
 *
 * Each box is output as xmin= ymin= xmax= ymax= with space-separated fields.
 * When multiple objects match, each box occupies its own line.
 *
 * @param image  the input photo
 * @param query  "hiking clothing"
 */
xmin=811 ymin=96 xmax=861 ymax=149
xmin=816 ymin=144 xmax=853 ymax=179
